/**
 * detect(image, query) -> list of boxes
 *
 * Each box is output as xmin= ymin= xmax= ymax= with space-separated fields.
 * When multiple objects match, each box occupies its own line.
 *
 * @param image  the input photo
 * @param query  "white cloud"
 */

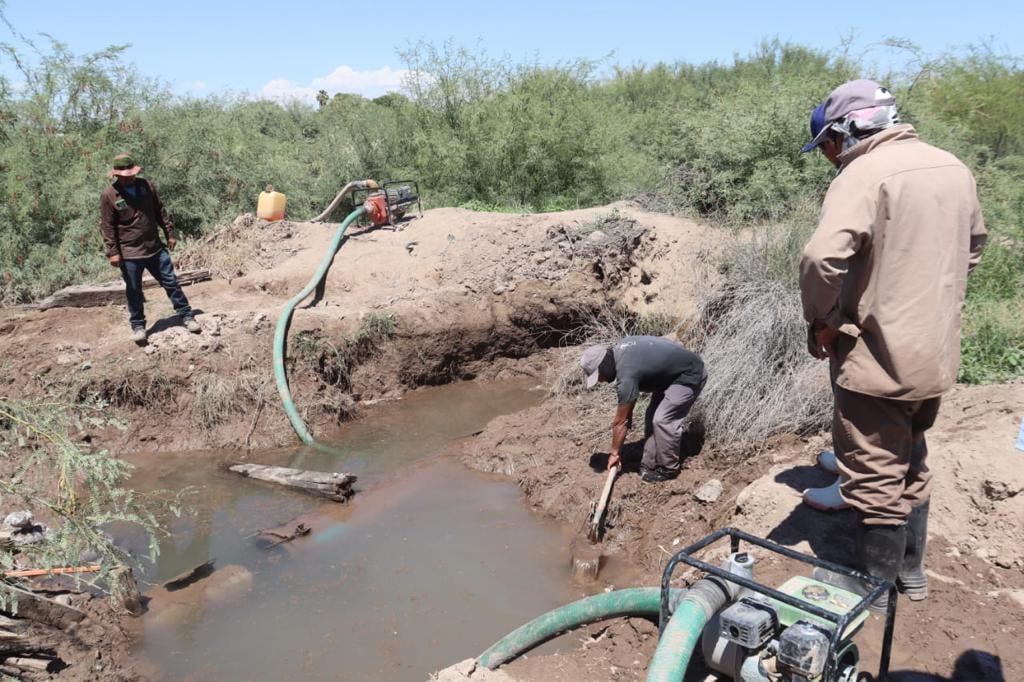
xmin=187 ymin=80 xmax=209 ymax=90
xmin=261 ymin=65 xmax=408 ymax=103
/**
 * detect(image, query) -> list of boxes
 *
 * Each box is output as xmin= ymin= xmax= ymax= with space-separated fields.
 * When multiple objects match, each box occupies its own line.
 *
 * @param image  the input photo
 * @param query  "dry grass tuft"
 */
xmin=684 ymin=281 xmax=831 ymax=452
xmin=190 ymin=359 xmax=271 ymax=429
xmin=73 ymin=367 xmax=180 ymax=410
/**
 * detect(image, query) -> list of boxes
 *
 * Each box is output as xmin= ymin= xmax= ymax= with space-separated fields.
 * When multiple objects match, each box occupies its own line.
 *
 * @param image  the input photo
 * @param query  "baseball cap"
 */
xmin=579 ymin=345 xmax=608 ymax=388
xmin=801 ymin=79 xmax=896 ymax=153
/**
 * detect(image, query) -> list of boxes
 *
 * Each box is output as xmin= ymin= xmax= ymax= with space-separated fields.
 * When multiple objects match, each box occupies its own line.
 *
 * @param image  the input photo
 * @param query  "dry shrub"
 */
xmin=74 ymin=367 xmax=179 ymax=410
xmin=683 ymin=226 xmax=831 ymax=454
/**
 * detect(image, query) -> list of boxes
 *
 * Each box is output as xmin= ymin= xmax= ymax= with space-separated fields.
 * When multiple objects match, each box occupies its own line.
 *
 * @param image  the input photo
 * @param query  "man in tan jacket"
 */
xmin=798 ymin=80 xmax=986 ymax=611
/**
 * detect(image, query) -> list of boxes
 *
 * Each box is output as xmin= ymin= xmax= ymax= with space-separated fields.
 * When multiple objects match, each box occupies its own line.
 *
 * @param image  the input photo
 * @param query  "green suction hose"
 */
xmin=476 ymin=587 xmax=682 ymax=670
xmin=644 ymin=597 xmax=710 ymax=681
xmin=273 ymin=206 xmax=366 ymax=452
xmin=646 ymin=577 xmax=732 ymax=681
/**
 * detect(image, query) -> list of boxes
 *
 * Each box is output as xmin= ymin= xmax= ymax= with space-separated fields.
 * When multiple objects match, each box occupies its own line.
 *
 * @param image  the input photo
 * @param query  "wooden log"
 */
xmin=229 ymin=464 xmax=356 ymax=502
xmin=162 ymin=559 xmax=215 ymax=592
xmin=112 ymin=566 xmax=144 ymax=616
xmin=0 ymin=615 xmax=26 ymax=632
xmin=6 ymin=656 xmax=57 ymax=673
xmin=32 ymin=269 xmax=210 ymax=310
xmin=2 ymin=584 xmax=87 ymax=630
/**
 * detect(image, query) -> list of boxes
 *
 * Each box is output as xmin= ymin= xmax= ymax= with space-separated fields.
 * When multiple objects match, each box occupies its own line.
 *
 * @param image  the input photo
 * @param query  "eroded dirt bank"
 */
xmin=1 ymin=202 xmax=705 ymax=456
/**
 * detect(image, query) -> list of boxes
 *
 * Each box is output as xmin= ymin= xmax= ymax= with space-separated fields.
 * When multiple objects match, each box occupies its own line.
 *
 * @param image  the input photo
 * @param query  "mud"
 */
xmin=124 ymin=380 xmax=627 ymax=681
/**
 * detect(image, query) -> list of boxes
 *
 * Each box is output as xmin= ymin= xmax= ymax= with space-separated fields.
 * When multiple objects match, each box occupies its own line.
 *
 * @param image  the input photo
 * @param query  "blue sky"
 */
xmin=1 ymin=0 xmax=1017 ymax=102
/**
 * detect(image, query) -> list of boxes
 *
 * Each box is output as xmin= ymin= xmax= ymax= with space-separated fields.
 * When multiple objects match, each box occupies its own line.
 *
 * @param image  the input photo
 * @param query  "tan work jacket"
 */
xmin=800 ymin=125 xmax=987 ymax=400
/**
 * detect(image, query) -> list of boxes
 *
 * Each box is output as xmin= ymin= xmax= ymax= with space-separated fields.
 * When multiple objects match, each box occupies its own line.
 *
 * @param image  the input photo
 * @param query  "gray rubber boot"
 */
xmin=898 ymin=501 xmax=929 ymax=600
xmin=814 ymin=522 xmax=905 ymax=614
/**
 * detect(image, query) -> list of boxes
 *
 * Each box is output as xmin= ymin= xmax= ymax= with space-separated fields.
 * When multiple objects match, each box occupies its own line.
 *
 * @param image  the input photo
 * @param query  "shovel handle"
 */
xmin=590 ymin=466 xmax=619 ymax=538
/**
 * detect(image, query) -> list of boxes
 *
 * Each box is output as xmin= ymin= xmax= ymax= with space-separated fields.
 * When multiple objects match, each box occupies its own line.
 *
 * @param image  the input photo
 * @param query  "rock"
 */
xmin=533 ymin=251 xmax=550 ymax=264
xmin=695 ymin=479 xmax=724 ymax=504
xmin=80 ymin=361 xmax=93 ymax=371
xmin=734 ymin=483 xmax=756 ymax=513
xmin=586 ymin=230 xmax=607 ymax=242
xmin=492 ymin=286 xmax=505 ymax=295
xmin=982 ymin=479 xmax=1021 ymax=502
xmin=4 ymin=511 xmax=33 ymax=529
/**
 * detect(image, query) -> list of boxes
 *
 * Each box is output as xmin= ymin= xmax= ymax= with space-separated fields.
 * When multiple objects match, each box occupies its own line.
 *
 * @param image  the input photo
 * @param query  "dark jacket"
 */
xmin=99 ymin=179 xmax=175 ymax=259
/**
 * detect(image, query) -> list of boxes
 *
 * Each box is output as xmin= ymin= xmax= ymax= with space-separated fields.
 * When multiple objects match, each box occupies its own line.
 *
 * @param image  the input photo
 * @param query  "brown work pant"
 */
xmin=833 ymin=382 xmax=940 ymax=526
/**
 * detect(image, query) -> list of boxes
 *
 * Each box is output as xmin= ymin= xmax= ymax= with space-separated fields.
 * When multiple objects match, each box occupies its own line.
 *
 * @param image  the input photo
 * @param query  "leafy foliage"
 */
xmin=0 ymin=26 xmax=1020 ymax=380
xmin=0 ymin=399 xmax=186 ymax=610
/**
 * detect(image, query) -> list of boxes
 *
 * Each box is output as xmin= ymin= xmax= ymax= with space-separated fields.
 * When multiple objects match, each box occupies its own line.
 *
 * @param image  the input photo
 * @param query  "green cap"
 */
xmin=110 ymin=153 xmax=142 ymax=177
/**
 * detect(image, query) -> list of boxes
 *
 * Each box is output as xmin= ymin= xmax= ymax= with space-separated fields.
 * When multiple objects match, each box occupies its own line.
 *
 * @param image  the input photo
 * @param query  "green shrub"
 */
xmin=959 ymin=302 xmax=1024 ymax=383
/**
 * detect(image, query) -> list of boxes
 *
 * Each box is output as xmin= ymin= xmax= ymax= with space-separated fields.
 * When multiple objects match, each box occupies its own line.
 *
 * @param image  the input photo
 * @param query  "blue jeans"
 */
xmin=119 ymin=249 xmax=193 ymax=330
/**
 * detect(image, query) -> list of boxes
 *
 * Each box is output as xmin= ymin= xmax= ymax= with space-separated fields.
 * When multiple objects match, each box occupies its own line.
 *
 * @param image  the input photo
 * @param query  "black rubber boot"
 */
xmin=814 ymin=522 xmax=905 ymax=614
xmin=898 ymin=501 xmax=929 ymax=600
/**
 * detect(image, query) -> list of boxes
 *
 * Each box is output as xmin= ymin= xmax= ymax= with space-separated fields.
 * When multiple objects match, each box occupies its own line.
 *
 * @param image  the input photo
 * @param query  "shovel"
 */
xmin=571 ymin=464 xmax=619 ymax=582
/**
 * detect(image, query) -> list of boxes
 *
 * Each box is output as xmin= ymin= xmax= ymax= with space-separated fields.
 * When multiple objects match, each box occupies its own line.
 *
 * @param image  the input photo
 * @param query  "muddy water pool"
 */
xmin=124 ymin=381 xmax=607 ymax=681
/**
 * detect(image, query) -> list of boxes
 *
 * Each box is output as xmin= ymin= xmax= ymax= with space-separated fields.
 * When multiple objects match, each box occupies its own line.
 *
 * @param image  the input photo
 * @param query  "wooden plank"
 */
xmin=6 ymin=656 xmax=57 ymax=673
xmin=229 ymin=464 xmax=356 ymax=502
xmin=2 ymin=584 xmax=87 ymax=630
xmin=33 ymin=269 xmax=211 ymax=310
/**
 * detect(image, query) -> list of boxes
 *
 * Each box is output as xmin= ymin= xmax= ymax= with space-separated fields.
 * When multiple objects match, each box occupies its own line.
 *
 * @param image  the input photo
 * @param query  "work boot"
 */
xmin=131 ymin=328 xmax=147 ymax=345
xmin=898 ymin=501 xmax=929 ymax=600
xmin=816 ymin=450 xmax=839 ymax=474
xmin=802 ymin=478 xmax=850 ymax=511
xmin=640 ymin=466 xmax=679 ymax=483
xmin=814 ymin=523 xmax=906 ymax=614
xmin=183 ymin=316 xmax=201 ymax=333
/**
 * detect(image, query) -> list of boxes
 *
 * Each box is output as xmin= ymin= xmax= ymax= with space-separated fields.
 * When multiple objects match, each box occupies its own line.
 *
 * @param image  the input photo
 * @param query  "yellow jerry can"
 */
xmin=257 ymin=185 xmax=287 ymax=221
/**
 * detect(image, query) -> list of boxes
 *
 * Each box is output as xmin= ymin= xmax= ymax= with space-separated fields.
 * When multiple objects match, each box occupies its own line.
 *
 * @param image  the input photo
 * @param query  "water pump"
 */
xmin=660 ymin=528 xmax=897 ymax=682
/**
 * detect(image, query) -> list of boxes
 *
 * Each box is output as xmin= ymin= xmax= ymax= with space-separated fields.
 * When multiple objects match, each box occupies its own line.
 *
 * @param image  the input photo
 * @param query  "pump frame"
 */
xmin=660 ymin=527 xmax=896 ymax=682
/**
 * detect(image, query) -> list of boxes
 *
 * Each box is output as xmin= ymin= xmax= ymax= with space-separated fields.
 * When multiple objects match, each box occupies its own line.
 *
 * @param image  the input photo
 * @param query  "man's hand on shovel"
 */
xmin=607 ymin=452 xmax=621 ymax=471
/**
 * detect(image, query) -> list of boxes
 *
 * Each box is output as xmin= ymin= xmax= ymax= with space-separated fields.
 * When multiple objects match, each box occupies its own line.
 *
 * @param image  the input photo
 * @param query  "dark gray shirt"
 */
xmin=612 ymin=336 xmax=705 ymax=406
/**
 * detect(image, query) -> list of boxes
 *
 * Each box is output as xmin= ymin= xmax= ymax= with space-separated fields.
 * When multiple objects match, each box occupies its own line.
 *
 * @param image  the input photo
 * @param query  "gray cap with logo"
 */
xmin=801 ymin=79 xmax=898 ymax=153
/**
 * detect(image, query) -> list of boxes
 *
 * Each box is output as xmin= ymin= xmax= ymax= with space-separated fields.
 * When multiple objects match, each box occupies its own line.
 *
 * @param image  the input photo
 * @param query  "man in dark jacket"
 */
xmin=579 ymin=336 xmax=706 ymax=483
xmin=100 ymin=153 xmax=200 ymax=344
